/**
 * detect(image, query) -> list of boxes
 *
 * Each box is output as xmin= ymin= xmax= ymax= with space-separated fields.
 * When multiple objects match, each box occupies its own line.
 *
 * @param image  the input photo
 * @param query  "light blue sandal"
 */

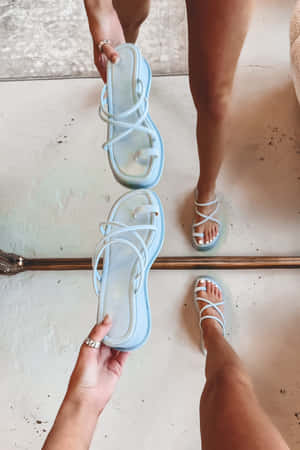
xmin=192 ymin=195 xmax=222 ymax=251
xmin=93 ymin=190 xmax=164 ymax=351
xmin=193 ymin=276 xmax=225 ymax=354
xmin=99 ymin=43 xmax=164 ymax=189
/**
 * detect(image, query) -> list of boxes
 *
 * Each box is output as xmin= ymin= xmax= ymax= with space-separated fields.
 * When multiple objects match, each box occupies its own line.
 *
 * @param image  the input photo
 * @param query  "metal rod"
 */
xmin=1 ymin=250 xmax=300 ymax=275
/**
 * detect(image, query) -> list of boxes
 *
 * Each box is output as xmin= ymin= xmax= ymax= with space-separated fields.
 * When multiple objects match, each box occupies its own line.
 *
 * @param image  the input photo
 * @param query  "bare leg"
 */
xmin=186 ymin=0 xmax=254 ymax=246
xmin=196 ymin=280 xmax=290 ymax=450
xmin=113 ymin=0 xmax=150 ymax=43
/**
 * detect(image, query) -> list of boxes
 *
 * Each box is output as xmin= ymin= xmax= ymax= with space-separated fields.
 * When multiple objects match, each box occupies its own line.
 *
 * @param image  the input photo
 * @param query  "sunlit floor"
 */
xmin=1 ymin=2 xmax=300 ymax=449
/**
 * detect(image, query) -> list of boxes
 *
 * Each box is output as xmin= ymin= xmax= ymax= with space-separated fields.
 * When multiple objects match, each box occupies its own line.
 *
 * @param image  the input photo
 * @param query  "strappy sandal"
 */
xmin=93 ymin=189 xmax=164 ymax=351
xmin=193 ymin=276 xmax=225 ymax=353
xmin=192 ymin=195 xmax=221 ymax=251
xmin=99 ymin=43 xmax=164 ymax=189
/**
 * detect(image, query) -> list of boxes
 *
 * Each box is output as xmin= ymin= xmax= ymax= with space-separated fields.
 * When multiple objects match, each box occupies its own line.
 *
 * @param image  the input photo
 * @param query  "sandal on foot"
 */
xmin=192 ymin=194 xmax=222 ymax=251
xmin=193 ymin=276 xmax=225 ymax=353
xmin=93 ymin=189 xmax=164 ymax=351
xmin=99 ymin=43 xmax=164 ymax=189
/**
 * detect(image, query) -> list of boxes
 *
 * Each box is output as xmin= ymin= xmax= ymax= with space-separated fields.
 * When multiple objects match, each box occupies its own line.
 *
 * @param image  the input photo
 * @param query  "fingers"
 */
xmin=112 ymin=349 xmax=129 ymax=367
xmin=89 ymin=314 xmax=112 ymax=341
xmin=100 ymin=43 xmax=119 ymax=64
xmin=106 ymin=349 xmax=129 ymax=377
xmin=93 ymin=42 xmax=107 ymax=82
xmin=93 ymin=42 xmax=119 ymax=82
xmin=79 ymin=315 xmax=112 ymax=359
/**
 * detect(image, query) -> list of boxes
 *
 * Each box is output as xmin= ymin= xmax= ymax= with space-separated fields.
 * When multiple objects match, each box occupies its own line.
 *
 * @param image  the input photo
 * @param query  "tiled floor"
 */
xmin=1 ymin=1 xmax=300 ymax=448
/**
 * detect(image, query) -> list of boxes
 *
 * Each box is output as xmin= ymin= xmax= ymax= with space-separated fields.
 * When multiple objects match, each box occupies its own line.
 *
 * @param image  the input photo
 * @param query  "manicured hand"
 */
xmin=66 ymin=315 xmax=129 ymax=416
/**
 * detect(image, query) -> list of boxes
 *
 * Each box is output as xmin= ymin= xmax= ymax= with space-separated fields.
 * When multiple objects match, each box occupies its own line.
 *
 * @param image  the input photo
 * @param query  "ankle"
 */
xmin=196 ymin=184 xmax=216 ymax=202
xmin=202 ymin=319 xmax=224 ymax=346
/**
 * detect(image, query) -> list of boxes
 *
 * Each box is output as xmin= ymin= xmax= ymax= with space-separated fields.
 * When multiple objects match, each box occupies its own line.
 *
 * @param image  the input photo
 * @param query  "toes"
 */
xmin=215 ymin=284 xmax=222 ymax=300
xmin=211 ymin=227 xmax=215 ymax=243
xmin=197 ymin=279 xmax=206 ymax=298
xmin=196 ymin=228 xmax=203 ymax=245
xmin=218 ymin=289 xmax=222 ymax=300
xmin=213 ymin=284 xmax=217 ymax=297
xmin=205 ymin=231 xmax=210 ymax=245
xmin=212 ymin=225 xmax=217 ymax=240
xmin=197 ymin=236 xmax=203 ymax=245
xmin=197 ymin=278 xmax=205 ymax=290
xmin=214 ymin=224 xmax=219 ymax=239
xmin=205 ymin=280 xmax=210 ymax=294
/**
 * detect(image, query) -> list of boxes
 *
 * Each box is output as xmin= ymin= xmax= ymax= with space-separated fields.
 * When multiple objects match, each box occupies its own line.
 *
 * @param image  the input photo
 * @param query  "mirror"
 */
xmin=0 ymin=0 xmax=299 ymax=258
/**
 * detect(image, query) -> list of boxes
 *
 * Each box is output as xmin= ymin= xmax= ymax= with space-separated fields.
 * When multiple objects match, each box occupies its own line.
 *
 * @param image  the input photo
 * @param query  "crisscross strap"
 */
xmin=99 ymin=79 xmax=157 ymax=151
xmin=194 ymin=284 xmax=225 ymax=335
xmin=193 ymin=197 xmax=221 ymax=238
xmin=93 ymin=220 xmax=157 ymax=298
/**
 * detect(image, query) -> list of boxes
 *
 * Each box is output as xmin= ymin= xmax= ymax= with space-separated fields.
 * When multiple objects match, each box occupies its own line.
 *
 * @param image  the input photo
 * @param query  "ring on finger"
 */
xmin=98 ymin=39 xmax=112 ymax=53
xmin=84 ymin=336 xmax=101 ymax=349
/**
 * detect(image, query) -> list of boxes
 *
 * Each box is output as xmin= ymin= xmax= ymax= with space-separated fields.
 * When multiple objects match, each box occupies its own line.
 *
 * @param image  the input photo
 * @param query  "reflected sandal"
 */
xmin=99 ymin=43 xmax=164 ymax=189
xmin=192 ymin=195 xmax=222 ymax=251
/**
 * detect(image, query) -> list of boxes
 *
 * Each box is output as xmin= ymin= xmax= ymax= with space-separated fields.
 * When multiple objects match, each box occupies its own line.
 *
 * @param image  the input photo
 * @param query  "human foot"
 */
xmin=194 ymin=278 xmax=225 ymax=338
xmin=192 ymin=191 xmax=220 ymax=248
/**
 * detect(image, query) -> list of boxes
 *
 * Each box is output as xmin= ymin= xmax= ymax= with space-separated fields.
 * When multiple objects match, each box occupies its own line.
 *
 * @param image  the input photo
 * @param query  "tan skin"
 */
xmin=43 ymin=315 xmax=129 ymax=449
xmin=197 ymin=280 xmax=289 ymax=450
xmin=43 ymin=290 xmax=290 ymax=450
xmin=84 ymin=0 xmax=252 ymax=246
xmin=43 ymin=1 xmax=290 ymax=448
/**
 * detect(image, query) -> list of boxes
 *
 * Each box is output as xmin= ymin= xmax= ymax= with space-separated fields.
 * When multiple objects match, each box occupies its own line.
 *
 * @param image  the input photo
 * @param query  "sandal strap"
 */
xmin=195 ymin=296 xmax=225 ymax=325
xmin=93 ymin=238 xmax=145 ymax=297
xmin=193 ymin=197 xmax=221 ymax=230
xmin=195 ymin=198 xmax=218 ymax=207
xmin=93 ymin=219 xmax=157 ymax=297
xmin=194 ymin=280 xmax=225 ymax=335
xmin=200 ymin=315 xmax=225 ymax=333
xmin=99 ymin=79 xmax=157 ymax=150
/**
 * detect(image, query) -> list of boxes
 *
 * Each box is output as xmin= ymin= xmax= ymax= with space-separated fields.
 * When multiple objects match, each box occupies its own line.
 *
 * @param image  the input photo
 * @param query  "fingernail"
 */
xmin=103 ymin=314 xmax=111 ymax=325
xmin=113 ymin=56 xmax=120 ymax=64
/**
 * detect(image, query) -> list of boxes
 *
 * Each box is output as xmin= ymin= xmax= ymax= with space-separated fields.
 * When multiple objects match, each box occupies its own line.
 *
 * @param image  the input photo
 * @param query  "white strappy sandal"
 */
xmin=192 ymin=195 xmax=222 ymax=251
xmin=193 ymin=276 xmax=225 ymax=354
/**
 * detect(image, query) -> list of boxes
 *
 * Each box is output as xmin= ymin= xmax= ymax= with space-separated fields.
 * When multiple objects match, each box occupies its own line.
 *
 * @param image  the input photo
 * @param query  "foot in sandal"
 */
xmin=192 ymin=190 xmax=221 ymax=251
xmin=194 ymin=277 xmax=225 ymax=350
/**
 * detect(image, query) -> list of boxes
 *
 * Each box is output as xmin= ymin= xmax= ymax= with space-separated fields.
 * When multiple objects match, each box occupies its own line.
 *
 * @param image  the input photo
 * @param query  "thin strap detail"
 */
xmin=99 ymin=79 xmax=157 ymax=152
xmin=93 ymin=218 xmax=157 ymax=298
xmin=194 ymin=279 xmax=225 ymax=336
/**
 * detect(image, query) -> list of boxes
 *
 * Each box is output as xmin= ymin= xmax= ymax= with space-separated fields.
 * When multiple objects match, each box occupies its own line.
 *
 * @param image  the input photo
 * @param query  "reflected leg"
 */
xmin=186 ymin=0 xmax=253 ymax=246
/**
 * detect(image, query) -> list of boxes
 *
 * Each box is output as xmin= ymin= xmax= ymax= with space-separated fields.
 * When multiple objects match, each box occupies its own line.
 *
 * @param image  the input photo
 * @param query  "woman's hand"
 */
xmin=66 ymin=315 xmax=129 ymax=416
xmin=84 ymin=0 xmax=125 ymax=82
xmin=43 ymin=316 xmax=128 ymax=449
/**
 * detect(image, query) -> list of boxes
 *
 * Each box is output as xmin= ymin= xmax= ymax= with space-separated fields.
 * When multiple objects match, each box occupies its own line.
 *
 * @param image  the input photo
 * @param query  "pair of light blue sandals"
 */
xmin=93 ymin=44 xmax=224 ymax=352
